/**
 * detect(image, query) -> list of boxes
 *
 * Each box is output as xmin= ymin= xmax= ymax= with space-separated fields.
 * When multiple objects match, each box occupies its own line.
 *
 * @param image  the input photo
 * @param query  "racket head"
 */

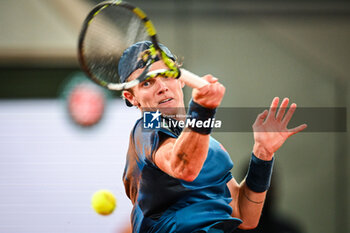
xmin=78 ymin=1 xmax=180 ymax=91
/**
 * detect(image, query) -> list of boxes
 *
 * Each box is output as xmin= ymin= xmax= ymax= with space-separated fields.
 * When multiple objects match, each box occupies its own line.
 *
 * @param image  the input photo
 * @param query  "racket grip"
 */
xmin=179 ymin=68 xmax=209 ymax=89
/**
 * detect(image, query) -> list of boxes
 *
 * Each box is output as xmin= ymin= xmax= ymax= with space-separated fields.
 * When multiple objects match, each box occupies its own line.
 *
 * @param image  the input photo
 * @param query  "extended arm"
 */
xmin=154 ymin=75 xmax=225 ymax=182
xmin=229 ymin=97 xmax=307 ymax=229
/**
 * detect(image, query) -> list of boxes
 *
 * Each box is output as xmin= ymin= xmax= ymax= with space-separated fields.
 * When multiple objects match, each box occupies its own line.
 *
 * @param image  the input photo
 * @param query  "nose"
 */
xmin=156 ymin=78 xmax=169 ymax=95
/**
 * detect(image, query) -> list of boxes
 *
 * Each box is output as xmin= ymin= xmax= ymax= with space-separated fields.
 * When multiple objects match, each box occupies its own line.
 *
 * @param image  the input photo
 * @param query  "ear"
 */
xmin=123 ymin=91 xmax=140 ymax=107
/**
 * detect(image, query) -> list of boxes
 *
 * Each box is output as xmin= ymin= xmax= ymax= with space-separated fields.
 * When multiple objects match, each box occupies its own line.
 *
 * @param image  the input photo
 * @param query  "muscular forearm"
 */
xmin=229 ymin=152 xmax=274 ymax=229
xmin=154 ymin=73 xmax=225 ymax=181
xmin=169 ymin=98 xmax=216 ymax=181
xmin=155 ymin=127 xmax=210 ymax=182
xmin=228 ymin=178 xmax=266 ymax=229
xmin=171 ymin=129 xmax=210 ymax=182
xmin=237 ymin=181 xmax=267 ymax=229
xmin=235 ymin=147 xmax=273 ymax=229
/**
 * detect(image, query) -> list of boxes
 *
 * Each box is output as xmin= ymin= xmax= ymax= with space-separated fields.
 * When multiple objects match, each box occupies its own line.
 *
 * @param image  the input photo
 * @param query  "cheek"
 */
xmin=173 ymin=81 xmax=184 ymax=96
xmin=136 ymin=89 xmax=156 ymax=106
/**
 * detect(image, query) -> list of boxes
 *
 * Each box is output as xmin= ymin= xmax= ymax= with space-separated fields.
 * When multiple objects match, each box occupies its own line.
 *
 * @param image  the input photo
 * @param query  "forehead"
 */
xmin=127 ymin=60 xmax=168 ymax=82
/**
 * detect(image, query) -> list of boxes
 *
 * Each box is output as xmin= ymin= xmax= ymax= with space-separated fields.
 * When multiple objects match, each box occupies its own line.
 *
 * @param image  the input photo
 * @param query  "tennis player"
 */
xmin=121 ymin=41 xmax=307 ymax=233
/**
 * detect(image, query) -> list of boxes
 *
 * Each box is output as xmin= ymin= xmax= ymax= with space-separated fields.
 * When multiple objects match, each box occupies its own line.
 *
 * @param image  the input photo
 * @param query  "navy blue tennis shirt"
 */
xmin=123 ymin=118 xmax=242 ymax=233
xmin=121 ymin=41 xmax=242 ymax=232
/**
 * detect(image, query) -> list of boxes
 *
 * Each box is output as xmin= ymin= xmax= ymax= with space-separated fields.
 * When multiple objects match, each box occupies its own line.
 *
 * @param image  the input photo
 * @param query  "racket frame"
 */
xmin=78 ymin=0 xmax=208 ymax=91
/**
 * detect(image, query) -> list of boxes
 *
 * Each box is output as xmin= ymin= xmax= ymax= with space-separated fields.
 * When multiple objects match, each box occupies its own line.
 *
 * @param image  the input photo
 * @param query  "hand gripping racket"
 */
xmin=78 ymin=0 xmax=208 ymax=91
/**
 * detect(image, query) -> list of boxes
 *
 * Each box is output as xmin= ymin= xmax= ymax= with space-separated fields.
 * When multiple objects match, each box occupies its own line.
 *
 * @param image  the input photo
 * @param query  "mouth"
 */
xmin=159 ymin=98 xmax=174 ymax=105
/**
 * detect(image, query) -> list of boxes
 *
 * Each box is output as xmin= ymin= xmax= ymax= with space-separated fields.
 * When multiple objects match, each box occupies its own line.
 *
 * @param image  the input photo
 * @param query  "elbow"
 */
xmin=236 ymin=212 xmax=259 ymax=230
xmin=172 ymin=165 xmax=200 ymax=182
xmin=238 ymin=219 xmax=259 ymax=230
xmin=175 ymin=169 xmax=200 ymax=182
xmin=238 ymin=222 xmax=258 ymax=230
xmin=180 ymin=172 xmax=198 ymax=182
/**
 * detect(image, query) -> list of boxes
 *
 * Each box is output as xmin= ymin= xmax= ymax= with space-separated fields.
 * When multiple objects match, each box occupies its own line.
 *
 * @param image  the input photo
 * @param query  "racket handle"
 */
xmin=179 ymin=68 xmax=209 ymax=89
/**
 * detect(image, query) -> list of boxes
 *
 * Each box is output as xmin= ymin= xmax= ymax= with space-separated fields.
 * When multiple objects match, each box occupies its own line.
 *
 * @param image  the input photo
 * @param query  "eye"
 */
xmin=142 ymin=81 xmax=151 ymax=87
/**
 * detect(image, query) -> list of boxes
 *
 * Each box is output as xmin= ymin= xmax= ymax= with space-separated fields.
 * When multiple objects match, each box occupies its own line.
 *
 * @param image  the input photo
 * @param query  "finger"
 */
xmin=254 ymin=109 xmax=268 ymax=125
xmin=266 ymin=97 xmax=279 ymax=120
xmin=282 ymin=103 xmax=297 ymax=126
xmin=288 ymin=123 xmax=307 ymax=136
xmin=195 ymin=83 xmax=211 ymax=97
xmin=276 ymin=98 xmax=289 ymax=121
xmin=208 ymin=83 xmax=225 ymax=103
xmin=202 ymin=74 xmax=218 ymax=84
xmin=206 ymin=82 xmax=225 ymax=96
xmin=217 ymin=83 xmax=225 ymax=95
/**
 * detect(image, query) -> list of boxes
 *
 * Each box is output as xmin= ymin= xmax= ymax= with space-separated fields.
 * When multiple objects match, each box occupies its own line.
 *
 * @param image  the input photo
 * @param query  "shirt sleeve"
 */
xmin=132 ymin=122 xmax=160 ymax=166
xmin=122 ymin=121 xmax=161 ymax=203
xmin=123 ymin=119 xmax=180 ymax=203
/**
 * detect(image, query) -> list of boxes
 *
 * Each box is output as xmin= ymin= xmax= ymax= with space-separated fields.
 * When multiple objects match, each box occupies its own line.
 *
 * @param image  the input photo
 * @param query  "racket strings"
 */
xmin=82 ymin=4 xmax=149 ymax=85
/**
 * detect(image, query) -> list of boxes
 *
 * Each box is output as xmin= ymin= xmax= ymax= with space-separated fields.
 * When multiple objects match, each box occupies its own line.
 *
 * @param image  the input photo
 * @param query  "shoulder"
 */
xmin=130 ymin=117 xmax=178 ymax=164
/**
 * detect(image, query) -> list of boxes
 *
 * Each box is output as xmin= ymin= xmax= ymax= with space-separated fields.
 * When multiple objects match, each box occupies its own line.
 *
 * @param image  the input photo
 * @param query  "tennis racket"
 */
xmin=78 ymin=0 xmax=208 ymax=91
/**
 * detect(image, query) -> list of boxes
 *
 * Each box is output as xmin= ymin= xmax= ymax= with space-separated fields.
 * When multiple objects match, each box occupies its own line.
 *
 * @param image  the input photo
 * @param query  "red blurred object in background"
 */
xmin=68 ymin=84 xmax=105 ymax=127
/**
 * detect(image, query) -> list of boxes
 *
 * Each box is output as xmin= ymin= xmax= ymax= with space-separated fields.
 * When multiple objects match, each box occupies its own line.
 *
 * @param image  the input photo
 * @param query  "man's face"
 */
xmin=123 ymin=60 xmax=185 ymax=116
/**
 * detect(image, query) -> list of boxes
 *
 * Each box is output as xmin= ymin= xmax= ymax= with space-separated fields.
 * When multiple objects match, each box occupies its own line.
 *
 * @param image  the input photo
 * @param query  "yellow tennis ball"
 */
xmin=91 ymin=190 xmax=116 ymax=215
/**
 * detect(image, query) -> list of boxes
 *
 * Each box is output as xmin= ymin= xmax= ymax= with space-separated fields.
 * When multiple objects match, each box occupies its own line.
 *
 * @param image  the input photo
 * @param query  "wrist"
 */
xmin=253 ymin=143 xmax=274 ymax=161
xmin=245 ymin=153 xmax=275 ymax=193
xmin=186 ymin=99 xmax=216 ymax=135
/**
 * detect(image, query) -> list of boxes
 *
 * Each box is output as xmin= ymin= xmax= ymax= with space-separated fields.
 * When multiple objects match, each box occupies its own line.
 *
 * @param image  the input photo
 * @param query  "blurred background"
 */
xmin=0 ymin=0 xmax=349 ymax=233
